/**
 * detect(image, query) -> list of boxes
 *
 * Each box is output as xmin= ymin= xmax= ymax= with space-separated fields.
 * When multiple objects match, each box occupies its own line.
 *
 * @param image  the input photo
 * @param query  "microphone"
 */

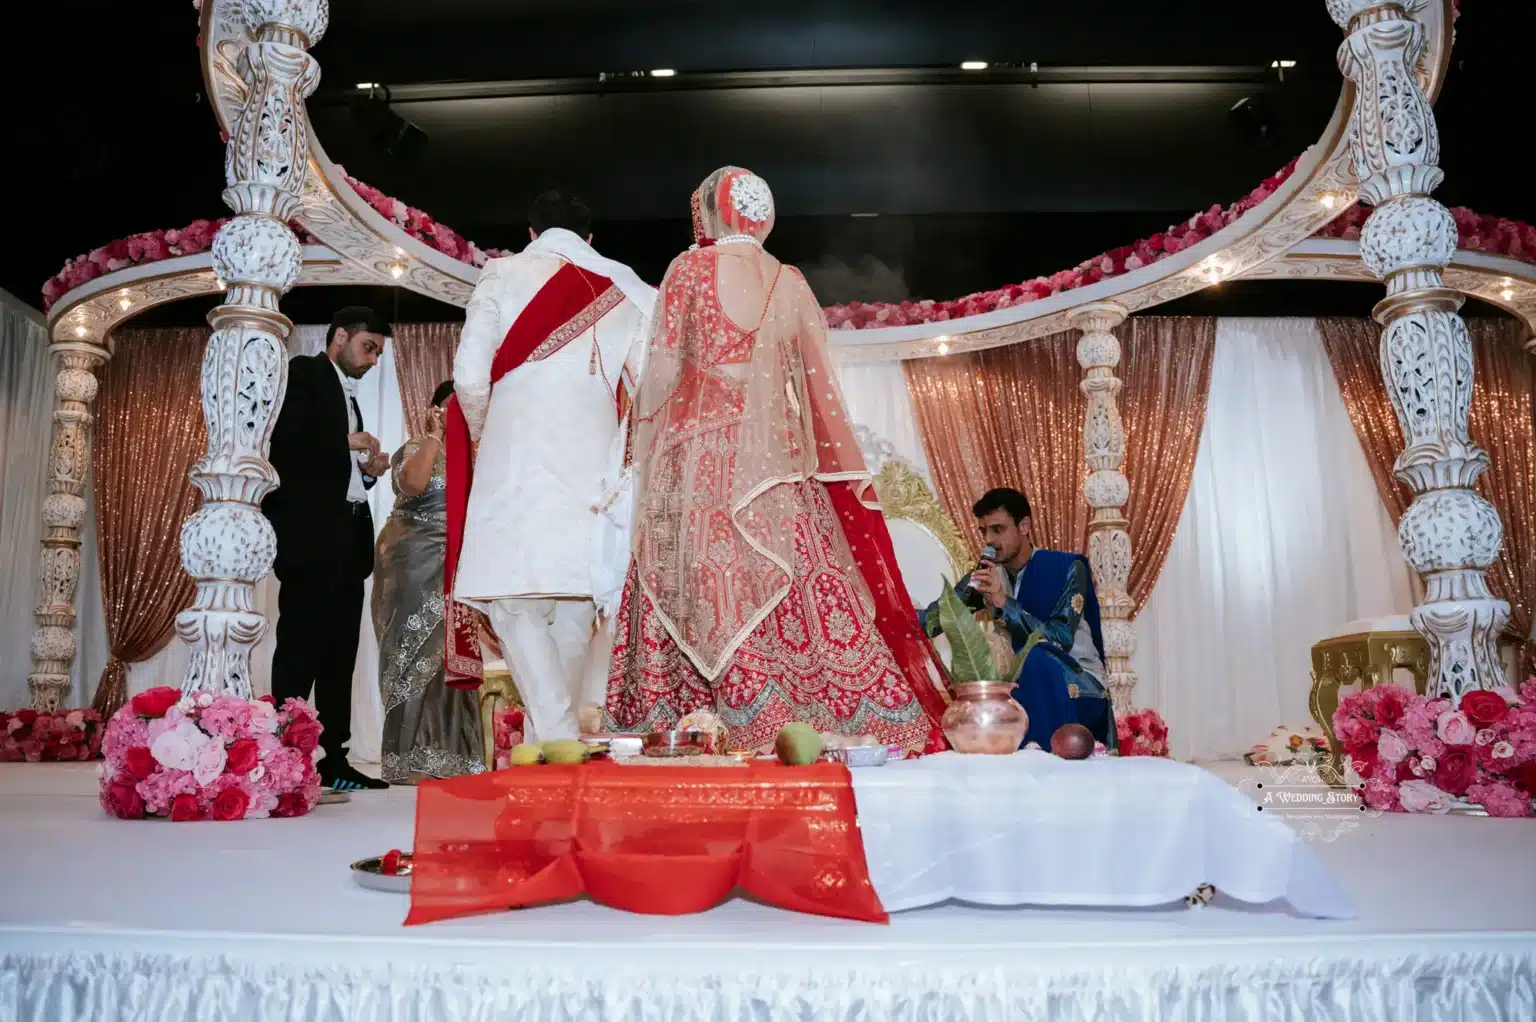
xmin=955 ymin=544 xmax=999 ymax=606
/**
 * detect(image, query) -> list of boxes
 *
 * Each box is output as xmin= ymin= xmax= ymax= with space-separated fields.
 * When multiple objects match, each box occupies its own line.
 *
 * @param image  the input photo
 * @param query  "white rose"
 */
xmin=197 ymin=692 xmax=215 ymax=707
xmin=1419 ymin=755 xmax=1437 ymax=773
xmin=1492 ymin=742 xmax=1515 ymax=760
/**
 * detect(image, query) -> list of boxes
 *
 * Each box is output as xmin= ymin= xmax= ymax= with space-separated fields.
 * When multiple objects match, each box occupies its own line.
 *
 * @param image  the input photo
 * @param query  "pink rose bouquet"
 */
xmin=1334 ymin=679 xmax=1536 ymax=817
xmin=97 ymin=688 xmax=323 ymax=821
xmin=0 ymin=707 xmax=103 ymax=762
xmin=1115 ymin=708 xmax=1170 ymax=758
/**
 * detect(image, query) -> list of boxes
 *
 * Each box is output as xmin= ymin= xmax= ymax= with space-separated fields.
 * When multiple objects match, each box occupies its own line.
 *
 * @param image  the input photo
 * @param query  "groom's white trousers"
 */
xmin=486 ymin=598 xmax=596 ymax=744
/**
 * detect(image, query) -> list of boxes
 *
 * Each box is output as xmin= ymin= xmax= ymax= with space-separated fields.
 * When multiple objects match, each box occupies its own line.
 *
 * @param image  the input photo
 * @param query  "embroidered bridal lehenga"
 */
xmin=605 ymin=167 xmax=948 ymax=755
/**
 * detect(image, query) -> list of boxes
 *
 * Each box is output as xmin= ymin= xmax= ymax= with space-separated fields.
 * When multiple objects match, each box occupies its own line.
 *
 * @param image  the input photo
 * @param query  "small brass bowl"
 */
xmin=641 ymin=730 xmax=709 ymax=757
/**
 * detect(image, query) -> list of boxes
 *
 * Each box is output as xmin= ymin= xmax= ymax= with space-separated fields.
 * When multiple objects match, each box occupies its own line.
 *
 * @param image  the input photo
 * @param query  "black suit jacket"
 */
xmin=262 ymin=354 xmax=375 ymax=579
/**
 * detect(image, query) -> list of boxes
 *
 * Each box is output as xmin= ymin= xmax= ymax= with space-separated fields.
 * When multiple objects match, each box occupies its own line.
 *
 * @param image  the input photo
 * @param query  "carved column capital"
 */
xmin=1069 ymin=301 xmax=1136 ymax=716
xmin=1333 ymin=0 xmax=1509 ymax=698
xmin=178 ymin=0 xmax=327 ymax=698
xmin=28 ymin=338 xmax=111 ymax=711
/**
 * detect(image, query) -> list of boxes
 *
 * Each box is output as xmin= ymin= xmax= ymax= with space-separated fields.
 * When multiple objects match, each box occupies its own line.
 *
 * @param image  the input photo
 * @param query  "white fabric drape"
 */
xmin=835 ymin=361 xmax=934 ymax=480
xmin=1132 ymin=319 xmax=1416 ymax=761
xmin=125 ymin=326 xmax=399 ymax=764
xmin=0 ymin=290 xmax=108 ymax=710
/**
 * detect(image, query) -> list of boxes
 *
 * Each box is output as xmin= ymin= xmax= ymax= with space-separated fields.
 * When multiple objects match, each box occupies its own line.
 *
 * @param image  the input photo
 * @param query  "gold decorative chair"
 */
xmin=478 ymin=654 xmax=522 ymax=770
xmin=872 ymin=460 xmax=972 ymax=696
xmin=1309 ymin=616 xmax=1429 ymax=780
xmin=872 ymin=460 xmax=970 ymax=609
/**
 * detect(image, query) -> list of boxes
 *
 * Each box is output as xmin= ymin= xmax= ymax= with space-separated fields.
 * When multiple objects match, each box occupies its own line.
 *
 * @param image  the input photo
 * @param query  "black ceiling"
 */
xmin=3 ymin=1 xmax=1530 ymax=319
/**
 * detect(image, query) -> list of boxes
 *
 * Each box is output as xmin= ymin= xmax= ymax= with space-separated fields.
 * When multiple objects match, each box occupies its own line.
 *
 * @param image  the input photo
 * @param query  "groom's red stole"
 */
xmin=444 ymin=261 xmax=620 ymax=689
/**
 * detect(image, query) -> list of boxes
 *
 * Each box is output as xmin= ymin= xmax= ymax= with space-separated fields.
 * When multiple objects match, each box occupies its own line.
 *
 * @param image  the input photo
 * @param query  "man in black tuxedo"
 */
xmin=263 ymin=306 xmax=393 ymax=791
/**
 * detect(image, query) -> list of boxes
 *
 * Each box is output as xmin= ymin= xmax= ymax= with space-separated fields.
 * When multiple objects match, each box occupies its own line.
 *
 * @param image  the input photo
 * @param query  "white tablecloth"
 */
xmin=852 ymin=751 xmax=1355 ymax=918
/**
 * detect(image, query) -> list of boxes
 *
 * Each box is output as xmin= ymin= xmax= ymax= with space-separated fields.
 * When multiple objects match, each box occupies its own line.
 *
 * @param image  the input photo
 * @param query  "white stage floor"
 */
xmin=2 ymin=761 xmax=1534 ymax=1021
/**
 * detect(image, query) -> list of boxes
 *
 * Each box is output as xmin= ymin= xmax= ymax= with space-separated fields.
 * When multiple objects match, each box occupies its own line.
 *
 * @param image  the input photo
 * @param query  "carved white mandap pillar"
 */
xmin=176 ymin=0 xmax=328 ymax=697
xmin=27 ymin=341 xmax=110 ymax=710
xmin=1330 ymin=0 xmax=1509 ymax=698
xmin=1068 ymin=301 xmax=1137 ymax=716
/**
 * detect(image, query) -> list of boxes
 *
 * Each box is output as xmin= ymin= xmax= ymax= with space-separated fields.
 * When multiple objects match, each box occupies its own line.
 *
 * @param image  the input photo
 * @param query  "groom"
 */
xmin=447 ymin=191 xmax=655 ymax=743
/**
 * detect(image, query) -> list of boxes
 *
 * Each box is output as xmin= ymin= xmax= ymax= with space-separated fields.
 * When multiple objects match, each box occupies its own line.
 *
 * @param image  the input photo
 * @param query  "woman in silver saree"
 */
xmin=374 ymin=380 xmax=483 ymax=783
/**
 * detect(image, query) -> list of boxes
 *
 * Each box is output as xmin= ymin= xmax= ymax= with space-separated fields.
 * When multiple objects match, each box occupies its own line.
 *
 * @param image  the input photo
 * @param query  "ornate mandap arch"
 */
xmin=23 ymin=0 xmax=1527 ymax=714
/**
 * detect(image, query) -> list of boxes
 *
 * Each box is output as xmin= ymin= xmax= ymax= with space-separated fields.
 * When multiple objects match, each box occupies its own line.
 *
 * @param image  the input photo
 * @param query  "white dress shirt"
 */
xmin=331 ymin=358 xmax=368 ymax=504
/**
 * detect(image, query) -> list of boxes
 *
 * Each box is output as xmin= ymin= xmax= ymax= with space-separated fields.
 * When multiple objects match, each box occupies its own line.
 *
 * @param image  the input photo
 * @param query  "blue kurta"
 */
xmin=923 ymin=549 xmax=1117 ymax=750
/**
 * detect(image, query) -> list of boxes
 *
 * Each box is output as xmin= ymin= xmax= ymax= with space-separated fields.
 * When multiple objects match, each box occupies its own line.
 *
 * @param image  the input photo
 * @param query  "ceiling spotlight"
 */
xmin=389 ymin=262 xmax=406 ymax=280
xmin=73 ymin=325 xmax=87 ymax=338
xmin=356 ymin=82 xmax=378 ymax=90
xmin=1201 ymin=260 xmax=1224 ymax=284
xmin=1501 ymin=287 xmax=1515 ymax=301
xmin=116 ymin=291 xmax=134 ymax=311
xmin=650 ymin=68 xmax=677 ymax=78
xmin=1271 ymin=60 xmax=1297 ymax=69
xmin=936 ymin=339 xmax=952 ymax=355
xmin=960 ymin=61 xmax=988 ymax=71
xmin=214 ymin=277 xmax=226 ymax=291
xmin=1320 ymin=193 xmax=1337 ymax=209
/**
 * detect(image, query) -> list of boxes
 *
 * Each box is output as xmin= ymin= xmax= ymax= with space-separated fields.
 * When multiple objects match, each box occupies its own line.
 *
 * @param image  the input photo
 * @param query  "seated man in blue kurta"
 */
xmin=922 ymin=488 xmax=1116 ymax=751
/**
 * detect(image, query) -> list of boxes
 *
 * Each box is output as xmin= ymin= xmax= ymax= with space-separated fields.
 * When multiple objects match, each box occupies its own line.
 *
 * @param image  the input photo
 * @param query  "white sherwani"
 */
xmin=453 ymin=237 xmax=650 ymax=604
xmin=452 ymin=230 xmax=653 ymax=743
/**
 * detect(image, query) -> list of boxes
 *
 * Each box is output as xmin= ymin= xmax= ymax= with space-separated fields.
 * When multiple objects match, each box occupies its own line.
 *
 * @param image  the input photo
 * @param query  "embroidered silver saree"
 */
xmin=373 ymin=441 xmax=483 ymax=782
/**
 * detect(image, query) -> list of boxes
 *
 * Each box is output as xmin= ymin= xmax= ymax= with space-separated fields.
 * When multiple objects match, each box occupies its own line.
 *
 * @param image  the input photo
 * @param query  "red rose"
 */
xmin=1512 ymin=762 xmax=1536 ymax=796
xmin=211 ymin=787 xmax=250 ymax=822
xmin=124 ymin=746 xmax=157 ymax=781
xmin=1373 ymin=687 xmax=1407 ymax=728
xmin=258 ymin=694 xmax=276 ymax=705
xmin=1460 ymin=690 xmax=1509 ymax=728
xmin=226 ymin=738 xmax=260 ymax=775
xmin=282 ymin=718 xmax=322 ymax=756
xmin=15 ymin=709 xmax=38 ymax=727
xmin=104 ymin=779 xmax=144 ymax=820
xmin=1433 ymin=748 xmax=1478 ymax=796
xmin=170 ymin=793 xmax=204 ymax=822
xmin=272 ymin=791 xmax=309 ymax=819
xmin=130 ymin=687 xmax=182 ymax=719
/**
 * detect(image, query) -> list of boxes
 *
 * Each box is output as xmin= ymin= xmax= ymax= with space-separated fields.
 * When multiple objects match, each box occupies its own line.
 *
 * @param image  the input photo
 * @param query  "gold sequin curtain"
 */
xmin=90 ymin=328 xmax=208 ymax=715
xmin=903 ymin=316 xmax=1215 ymax=615
xmin=1318 ymin=317 xmax=1535 ymax=668
xmin=393 ymin=323 xmax=459 ymax=438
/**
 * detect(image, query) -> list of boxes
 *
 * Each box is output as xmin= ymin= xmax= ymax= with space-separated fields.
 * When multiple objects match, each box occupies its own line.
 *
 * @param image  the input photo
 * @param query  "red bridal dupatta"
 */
xmin=444 ymin=261 xmax=620 ymax=688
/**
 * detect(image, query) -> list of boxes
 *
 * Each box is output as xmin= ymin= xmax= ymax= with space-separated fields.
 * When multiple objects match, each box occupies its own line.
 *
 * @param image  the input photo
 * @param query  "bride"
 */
xmin=604 ymin=167 xmax=948 ymax=755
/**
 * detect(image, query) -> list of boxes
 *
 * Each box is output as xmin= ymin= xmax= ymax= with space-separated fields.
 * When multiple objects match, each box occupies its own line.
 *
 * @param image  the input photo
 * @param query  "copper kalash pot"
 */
xmin=941 ymin=681 xmax=1029 ymax=754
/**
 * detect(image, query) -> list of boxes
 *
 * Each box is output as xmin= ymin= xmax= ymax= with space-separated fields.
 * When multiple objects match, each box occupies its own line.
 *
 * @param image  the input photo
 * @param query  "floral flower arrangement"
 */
xmin=1315 ymin=202 xmax=1536 ymax=263
xmin=98 ymin=686 xmax=324 ymax=822
xmin=342 ymin=173 xmax=506 ymax=269
xmin=492 ymin=707 xmax=524 ymax=771
xmin=823 ymin=159 xmax=1304 ymax=329
xmin=1244 ymin=724 xmax=1330 ymax=767
xmin=41 ymin=218 xmax=321 ymax=311
xmin=1116 ymin=708 xmax=1170 ymax=758
xmin=1 ymin=708 xmax=103 ymax=762
xmin=1333 ymin=679 xmax=1536 ymax=818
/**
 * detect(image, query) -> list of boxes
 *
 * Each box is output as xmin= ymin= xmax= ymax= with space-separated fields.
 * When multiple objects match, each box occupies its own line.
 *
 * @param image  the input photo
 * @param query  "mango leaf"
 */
xmin=1007 ymin=630 xmax=1047 ymax=684
xmin=936 ymin=578 xmax=997 ymax=683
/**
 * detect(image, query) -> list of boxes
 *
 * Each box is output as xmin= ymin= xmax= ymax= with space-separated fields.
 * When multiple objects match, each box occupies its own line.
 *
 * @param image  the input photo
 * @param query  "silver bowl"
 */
xmin=351 ymin=854 xmax=411 ymax=894
xmin=641 ymin=730 xmax=709 ymax=757
xmin=823 ymin=744 xmax=890 ymax=768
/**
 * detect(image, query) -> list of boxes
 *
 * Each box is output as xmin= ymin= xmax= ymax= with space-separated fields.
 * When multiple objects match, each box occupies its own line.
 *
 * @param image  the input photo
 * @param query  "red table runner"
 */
xmin=405 ymin=761 xmax=888 ymax=924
